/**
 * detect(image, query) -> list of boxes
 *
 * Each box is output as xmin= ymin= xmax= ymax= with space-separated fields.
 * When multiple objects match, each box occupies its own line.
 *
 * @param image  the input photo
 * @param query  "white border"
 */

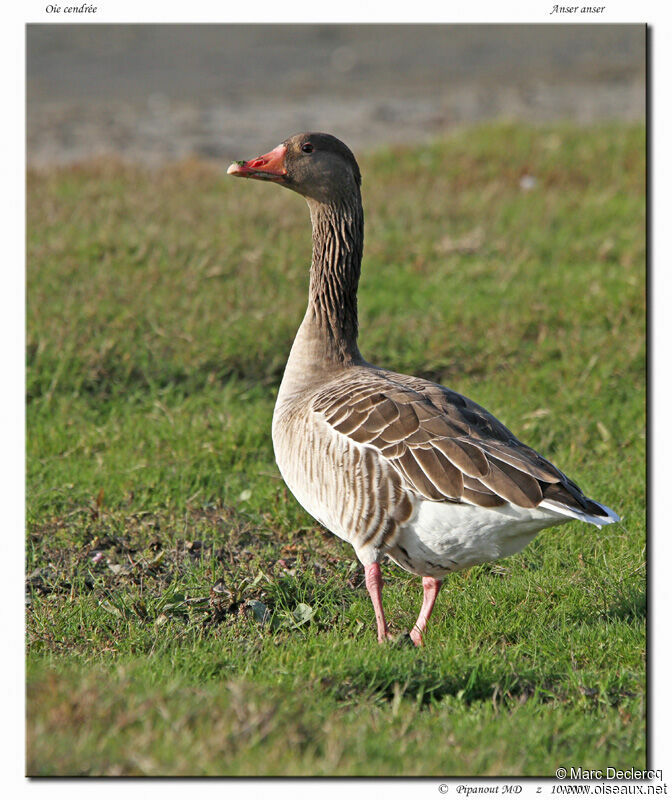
xmin=6 ymin=1 xmax=667 ymax=796
xmin=19 ymin=0 xmax=664 ymax=24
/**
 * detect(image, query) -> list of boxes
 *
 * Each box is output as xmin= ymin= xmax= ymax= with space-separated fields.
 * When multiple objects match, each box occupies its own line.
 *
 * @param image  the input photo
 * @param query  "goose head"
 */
xmin=227 ymin=132 xmax=361 ymax=205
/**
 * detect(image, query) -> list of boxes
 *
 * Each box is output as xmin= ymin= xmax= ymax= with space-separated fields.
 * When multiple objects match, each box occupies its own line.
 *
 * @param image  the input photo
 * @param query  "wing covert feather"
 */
xmin=312 ymin=369 xmax=578 ymax=512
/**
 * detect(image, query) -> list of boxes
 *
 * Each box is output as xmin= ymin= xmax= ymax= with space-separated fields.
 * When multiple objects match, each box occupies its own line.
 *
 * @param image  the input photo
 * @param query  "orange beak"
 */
xmin=227 ymin=144 xmax=288 ymax=183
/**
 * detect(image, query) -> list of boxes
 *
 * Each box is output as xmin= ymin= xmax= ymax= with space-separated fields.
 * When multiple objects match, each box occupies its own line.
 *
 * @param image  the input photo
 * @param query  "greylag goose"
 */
xmin=228 ymin=132 xmax=619 ymax=646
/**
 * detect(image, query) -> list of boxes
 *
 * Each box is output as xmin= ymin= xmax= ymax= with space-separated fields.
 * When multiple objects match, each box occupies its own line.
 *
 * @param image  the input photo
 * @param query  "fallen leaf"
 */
xmin=107 ymin=562 xmax=132 ymax=576
xmin=246 ymin=599 xmax=271 ymax=625
xmin=291 ymin=603 xmax=315 ymax=627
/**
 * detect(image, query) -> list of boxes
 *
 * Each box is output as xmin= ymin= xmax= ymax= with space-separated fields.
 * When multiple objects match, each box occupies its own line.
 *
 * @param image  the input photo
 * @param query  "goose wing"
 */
xmin=312 ymin=368 xmax=611 ymax=519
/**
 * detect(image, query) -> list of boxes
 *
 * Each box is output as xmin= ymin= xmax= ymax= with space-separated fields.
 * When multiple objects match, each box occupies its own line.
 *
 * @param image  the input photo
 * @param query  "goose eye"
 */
xmin=301 ymin=143 xmax=314 ymax=154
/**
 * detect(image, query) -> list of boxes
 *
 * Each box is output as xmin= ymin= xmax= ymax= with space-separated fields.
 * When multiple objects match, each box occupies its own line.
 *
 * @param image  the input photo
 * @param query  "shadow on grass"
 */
xmin=603 ymin=587 xmax=646 ymax=623
xmin=566 ymin=584 xmax=646 ymax=626
xmin=322 ymin=661 xmax=561 ymax=709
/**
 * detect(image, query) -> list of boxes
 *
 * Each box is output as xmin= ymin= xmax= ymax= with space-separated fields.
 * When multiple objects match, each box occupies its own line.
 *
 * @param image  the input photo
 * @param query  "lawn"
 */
xmin=26 ymin=123 xmax=645 ymax=776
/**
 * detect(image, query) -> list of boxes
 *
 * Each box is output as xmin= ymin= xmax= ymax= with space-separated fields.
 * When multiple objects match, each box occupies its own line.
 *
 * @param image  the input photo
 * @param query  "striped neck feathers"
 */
xmin=306 ymin=193 xmax=364 ymax=364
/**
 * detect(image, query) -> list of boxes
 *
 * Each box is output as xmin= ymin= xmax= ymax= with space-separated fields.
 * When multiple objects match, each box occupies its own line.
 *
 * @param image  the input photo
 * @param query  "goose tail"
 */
xmin=539 ymin=498 xmax=620 ymax=529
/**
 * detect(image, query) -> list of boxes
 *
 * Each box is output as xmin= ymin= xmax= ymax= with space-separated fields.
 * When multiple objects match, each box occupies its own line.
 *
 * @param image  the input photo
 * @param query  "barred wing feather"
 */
xmin=312 ymin=369 xmax=614 ymax=522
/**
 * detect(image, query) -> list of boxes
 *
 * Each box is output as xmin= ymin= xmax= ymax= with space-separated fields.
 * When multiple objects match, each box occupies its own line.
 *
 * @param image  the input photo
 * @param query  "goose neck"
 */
xmin=306 ymin=195 xmax=364 ymax=364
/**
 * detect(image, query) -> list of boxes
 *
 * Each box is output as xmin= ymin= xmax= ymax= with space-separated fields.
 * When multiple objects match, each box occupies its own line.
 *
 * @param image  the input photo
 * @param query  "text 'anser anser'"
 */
xmin=228 ymin=132 xmax=619 ymax=646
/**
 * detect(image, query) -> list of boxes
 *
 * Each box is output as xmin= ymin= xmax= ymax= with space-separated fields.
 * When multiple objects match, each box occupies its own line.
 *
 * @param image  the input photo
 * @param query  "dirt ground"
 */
xmin=27 ymin=24 xmax=645 ymax=166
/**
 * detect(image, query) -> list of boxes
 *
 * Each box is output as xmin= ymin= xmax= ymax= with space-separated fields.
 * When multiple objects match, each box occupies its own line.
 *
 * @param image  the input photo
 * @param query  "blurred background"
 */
xmin=26 ymin=24 xmax=645 ymax=167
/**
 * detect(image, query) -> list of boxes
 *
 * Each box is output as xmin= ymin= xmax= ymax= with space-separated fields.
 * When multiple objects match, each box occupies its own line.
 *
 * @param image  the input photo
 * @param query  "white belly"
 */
xmin=387 ymin=499 xmax=570 ymax=577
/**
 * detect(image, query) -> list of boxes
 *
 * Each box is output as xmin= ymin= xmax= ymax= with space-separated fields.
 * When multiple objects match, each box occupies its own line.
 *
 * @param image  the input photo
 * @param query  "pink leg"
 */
xmin=364 ymin=562 xmax=394 ymax=643
xmin=410 ymin=577 xmax=443 ymax=647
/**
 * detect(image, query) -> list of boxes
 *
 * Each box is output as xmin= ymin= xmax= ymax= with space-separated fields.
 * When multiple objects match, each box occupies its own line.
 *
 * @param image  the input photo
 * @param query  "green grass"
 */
xmin=26 ymin=122 xmax=646 ymax=776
